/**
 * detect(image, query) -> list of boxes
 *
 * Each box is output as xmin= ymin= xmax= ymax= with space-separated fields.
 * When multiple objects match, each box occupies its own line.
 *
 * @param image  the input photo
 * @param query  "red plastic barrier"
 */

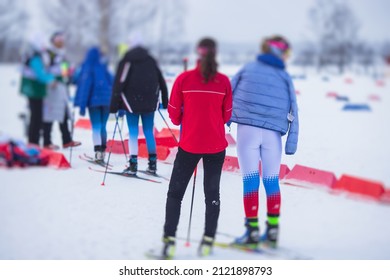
xmin=225 ymin=134 xmax=236 ymax=146
xmin=106 ymin=139 xmax=129 ymax=154
xmin=282 ymin=164 xmax=337 ymax=189
xmin=106 ymin=140 xmax=170 ymax=160
xmin=334 ymin=174 xmax=385 ymax=200
xmin=380 ymin=189 xmax=390 ymax=204
xmin=40 ymin=149 xmax=71 ymax=168
xmin=279 ymin=164 xmax=291 ymax=179
xmin=326 ymin=92 xmax=338 ymax=98
xmin=74 ymin=118 xmax=92 ymax=130
xmin=376 ymin=80 xmax=385 ymax=87
xmin=345 ymin=78 xmax=353 ymax=84
xmin=222 ymin=156 xmax=240 ymax=173
xmin=138 ymin=143 xmax=170 ymax=161
xmin=154 ymin=128 xmax=180 ymax=148
xmin=368 ymin=94 xmax=381 ymax=101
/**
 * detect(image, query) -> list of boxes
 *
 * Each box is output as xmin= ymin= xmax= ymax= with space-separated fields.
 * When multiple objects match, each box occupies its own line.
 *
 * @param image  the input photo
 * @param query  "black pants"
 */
xmin=42 ymin=113 xmax=72 ymax=146
xmin=163 ymin=147 xmax=226 ymax=238
xmin=28 ymin=98 xmax=44 ymax=145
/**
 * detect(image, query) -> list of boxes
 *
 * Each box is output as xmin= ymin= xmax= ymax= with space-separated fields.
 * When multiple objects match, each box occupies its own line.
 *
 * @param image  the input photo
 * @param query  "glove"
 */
xmin=159 ymin=103 xmax=167 ymax=110
xmin=226 ymin=120 xmax=232 ymax=127
xmin=117 ymin=109 xmax=126 ymax=118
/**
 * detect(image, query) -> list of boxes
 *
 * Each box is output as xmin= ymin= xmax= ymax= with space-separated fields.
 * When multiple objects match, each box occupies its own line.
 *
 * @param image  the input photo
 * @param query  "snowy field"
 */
xmin=1 ymin=63 xmax=390 ymax=260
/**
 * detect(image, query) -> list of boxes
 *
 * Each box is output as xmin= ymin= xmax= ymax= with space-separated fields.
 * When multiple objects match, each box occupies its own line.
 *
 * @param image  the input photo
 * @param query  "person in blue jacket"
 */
xmin=229 ymin=35 xmax=299 ymax=248
xmin=74 ymin=47 xmax=113 ymax=163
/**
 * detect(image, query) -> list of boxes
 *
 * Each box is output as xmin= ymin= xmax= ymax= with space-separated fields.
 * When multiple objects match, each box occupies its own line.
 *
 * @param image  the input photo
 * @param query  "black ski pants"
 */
xmin=27 ymin=98 xmax=45 ymax=145
xmin=42 ymin=113 xmax=72 ymax=146
xmin=163 ymin=147 xmax=226 ymax=238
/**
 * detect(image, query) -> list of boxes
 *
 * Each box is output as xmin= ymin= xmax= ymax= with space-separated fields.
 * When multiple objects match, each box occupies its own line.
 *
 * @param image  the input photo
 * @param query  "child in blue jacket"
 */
xmin=74 ymin=47 xmax=113 ymax=162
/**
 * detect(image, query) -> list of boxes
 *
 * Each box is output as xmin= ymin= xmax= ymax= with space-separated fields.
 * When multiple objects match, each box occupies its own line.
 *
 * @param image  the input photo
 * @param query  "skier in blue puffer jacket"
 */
xmin=229 ymin=35 xmax=299 ymax=248
xmin=74 ymin=47 xmax=113 ymax=163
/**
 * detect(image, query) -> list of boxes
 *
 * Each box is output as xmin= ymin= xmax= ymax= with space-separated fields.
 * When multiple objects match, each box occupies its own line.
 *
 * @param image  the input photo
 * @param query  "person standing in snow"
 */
xmin=110 ymin=33 xmax=168 ymax=175
xmin=160 ymin=37 xmax=232 ymax=259
xmin=42 ymin=31 xmax=81 ymax=150
xmin=74 ymin=47 xmax=113 ymax=163
xmin=20 ymin=32 xmax=56 ymax=148
xmin=230 ymin=35 xmax=299 ymax=248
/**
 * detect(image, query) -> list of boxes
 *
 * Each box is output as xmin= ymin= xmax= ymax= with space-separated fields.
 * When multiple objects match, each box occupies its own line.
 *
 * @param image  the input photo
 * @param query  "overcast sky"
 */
xmin=185 ymin=0 xmax=390 ymax=45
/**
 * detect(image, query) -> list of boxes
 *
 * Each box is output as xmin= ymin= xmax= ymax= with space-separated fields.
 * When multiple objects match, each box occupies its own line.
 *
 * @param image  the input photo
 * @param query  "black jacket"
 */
xmin=110 ymin=47 xmax=168 ymax=114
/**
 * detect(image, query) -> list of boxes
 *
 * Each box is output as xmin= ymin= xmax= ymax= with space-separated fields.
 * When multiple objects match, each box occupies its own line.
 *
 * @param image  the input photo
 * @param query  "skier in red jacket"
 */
xmin=159 ymin=38 xmax=232 ymax=259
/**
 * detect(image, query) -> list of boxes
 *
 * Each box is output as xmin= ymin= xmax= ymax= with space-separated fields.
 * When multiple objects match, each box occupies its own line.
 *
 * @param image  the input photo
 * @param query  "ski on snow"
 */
xmin=213 ymin=241 xmax=309 ymax=259
xmin=88 ymin=167 xmax=162 ymax=183
xmin=79 ymin=154 xmax=113 ymax=169
xmin=138 ymin=170 xmax=170 ymax=181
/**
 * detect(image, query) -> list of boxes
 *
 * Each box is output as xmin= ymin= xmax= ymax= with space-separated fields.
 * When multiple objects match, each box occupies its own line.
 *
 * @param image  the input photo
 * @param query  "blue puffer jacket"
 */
xmin=74 ymin=47 xmax=113 ymax=115
xmin=230 ymin=54 xmax=299 ymax=155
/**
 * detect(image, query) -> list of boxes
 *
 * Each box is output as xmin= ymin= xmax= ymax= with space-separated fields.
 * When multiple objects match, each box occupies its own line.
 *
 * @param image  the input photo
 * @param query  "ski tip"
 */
xmin=101 ymin=182 xmax=105 ymax=186
xmin=185 ymin=241 xmax=191 ymax=247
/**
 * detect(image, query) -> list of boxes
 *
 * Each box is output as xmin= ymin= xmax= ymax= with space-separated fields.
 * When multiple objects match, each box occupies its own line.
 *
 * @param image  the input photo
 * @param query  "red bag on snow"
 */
xmin=0 ymin=141 xmax=49 ymax=167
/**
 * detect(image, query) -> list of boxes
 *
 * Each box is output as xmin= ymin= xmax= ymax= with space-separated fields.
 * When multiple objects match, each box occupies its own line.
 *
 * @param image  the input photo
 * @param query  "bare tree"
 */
xmin=45 ymin=0 xmax=158 ymax=61
xmin=0 ymin=0 xmax=28 ymax=61
xmin=309 ymin=0 xmax=360 ymax=73
xmin=156 ymin=0 xmax=187 ymax=63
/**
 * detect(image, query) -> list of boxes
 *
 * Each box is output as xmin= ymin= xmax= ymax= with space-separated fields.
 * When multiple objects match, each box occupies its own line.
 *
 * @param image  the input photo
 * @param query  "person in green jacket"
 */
xmin=20 ymin=32 xmax=56 ymax=147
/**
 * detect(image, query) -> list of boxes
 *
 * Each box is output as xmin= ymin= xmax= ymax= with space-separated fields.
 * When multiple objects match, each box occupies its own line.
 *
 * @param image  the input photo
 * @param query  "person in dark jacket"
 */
xmin=110 ymin=34 xmax=168 ymax=175
xmin=74 ymin=47 xmax=113 ymax=162
xmin=230 ymin=35 xmax=299 ymax=249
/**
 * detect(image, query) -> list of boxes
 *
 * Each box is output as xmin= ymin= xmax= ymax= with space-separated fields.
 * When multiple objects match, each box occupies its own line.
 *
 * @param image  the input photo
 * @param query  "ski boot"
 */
xmin=260 ymin=222 xmax=279 ymax=248
xmin=233 ymin=218 xmax=259 ymax=249
xmin=146 ymin=153 xmax=157 ymax=175
xmin=94 ymin=151 xmax=105 ymax=164
xmin=198 ymin=235 xmax=214 ymax=257
xmin=162 ymin=236 xmax=176 ymax=259
xmin=123 ymin=155 xmax=137 ymax=175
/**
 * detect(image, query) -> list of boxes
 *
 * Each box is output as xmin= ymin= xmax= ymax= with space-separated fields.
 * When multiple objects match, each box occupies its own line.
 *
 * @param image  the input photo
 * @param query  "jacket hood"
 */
xmin=124 ymin=47 xmax=149 ymax=61
xmin=85 ymin=47 xmax=101 ymax=65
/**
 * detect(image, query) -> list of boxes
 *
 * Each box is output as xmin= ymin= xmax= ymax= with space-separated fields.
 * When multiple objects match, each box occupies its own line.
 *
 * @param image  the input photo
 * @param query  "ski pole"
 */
xmin=116 ymin=115 xmax=128 ymax=162
xmin=158 ymin=108 xmax=178 ymax=144
xmin=185 ymin=166 xmax=198 ymax=247
xmin=101 ymin=113 xmax=120 ymax=186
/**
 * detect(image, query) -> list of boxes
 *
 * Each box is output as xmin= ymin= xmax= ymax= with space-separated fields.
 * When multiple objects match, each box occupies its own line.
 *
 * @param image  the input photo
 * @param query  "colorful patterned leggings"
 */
xmin=237 ymin=124 xmax=282 ymax=218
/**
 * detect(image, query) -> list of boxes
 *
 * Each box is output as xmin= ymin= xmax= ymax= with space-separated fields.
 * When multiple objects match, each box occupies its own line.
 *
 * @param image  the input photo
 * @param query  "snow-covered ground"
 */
xmin=1 ymin=63 xmax=390 ymax=260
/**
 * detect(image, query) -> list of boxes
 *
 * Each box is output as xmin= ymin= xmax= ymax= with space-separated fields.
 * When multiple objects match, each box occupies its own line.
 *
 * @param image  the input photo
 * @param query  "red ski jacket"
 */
xmin=168 ymin=65 xmax=232 ymax=154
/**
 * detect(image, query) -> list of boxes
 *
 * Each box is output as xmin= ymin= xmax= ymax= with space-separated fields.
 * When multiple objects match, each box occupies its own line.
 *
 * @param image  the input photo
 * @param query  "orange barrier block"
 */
xmin=40 ymin=149 xmax=71 ymax=168
xmin=222 ymin=156 xmax=240 ymax=173
xmin=74 ymin=118 xmax=92 ymax=130
xmin=334 ymin=174 xmax=385 ymax=200
xmin=282 ymin=164 xmax=337 ymax=189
